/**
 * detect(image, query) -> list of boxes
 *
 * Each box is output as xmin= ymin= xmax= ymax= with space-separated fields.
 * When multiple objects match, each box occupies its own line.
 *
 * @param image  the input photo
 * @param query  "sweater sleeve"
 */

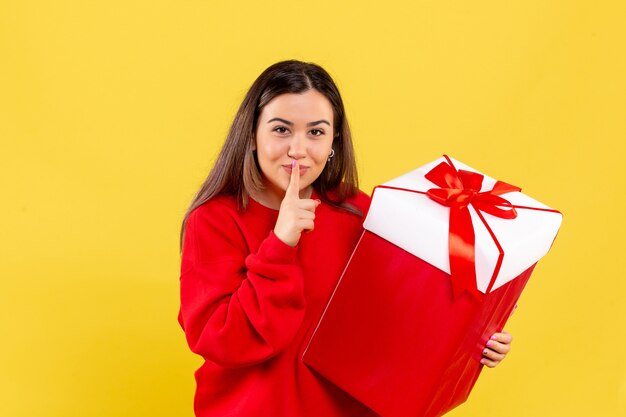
xmin=177 ymin=202 xmax=306 ymax=368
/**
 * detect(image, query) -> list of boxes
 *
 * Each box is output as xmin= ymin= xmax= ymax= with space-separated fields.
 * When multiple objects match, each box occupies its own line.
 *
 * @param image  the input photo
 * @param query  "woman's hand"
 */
xmin=481 ymin=330 xmax=513 ymax=368
xmin=274 ymin=160 xmax=321 ymax=247
xmin=481 ymin=303 xmax=518 ymax=368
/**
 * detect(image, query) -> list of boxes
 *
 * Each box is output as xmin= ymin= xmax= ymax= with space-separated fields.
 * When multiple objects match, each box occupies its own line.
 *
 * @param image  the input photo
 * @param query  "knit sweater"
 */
xmin=178 ymin=187 xmax=378 ymax=417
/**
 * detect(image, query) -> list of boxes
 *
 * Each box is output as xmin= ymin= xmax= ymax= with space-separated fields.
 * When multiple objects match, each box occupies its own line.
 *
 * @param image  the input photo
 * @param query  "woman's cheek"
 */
xmin=310 ymin=145 xmax=329 ymax=163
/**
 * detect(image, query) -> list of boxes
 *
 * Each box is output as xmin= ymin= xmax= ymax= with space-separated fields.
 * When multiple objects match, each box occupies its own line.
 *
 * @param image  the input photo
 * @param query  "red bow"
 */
xmin=424 ymin=157 xmax=521 ymax=300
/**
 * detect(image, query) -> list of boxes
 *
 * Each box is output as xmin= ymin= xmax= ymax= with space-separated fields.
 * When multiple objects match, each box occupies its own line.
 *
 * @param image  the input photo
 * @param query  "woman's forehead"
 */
xmin=260 ymin=91 xmax=333 ymax=123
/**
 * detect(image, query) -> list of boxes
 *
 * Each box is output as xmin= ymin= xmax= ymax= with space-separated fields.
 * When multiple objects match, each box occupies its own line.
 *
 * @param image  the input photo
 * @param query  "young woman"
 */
xmin=178 ymin=60 xmax=513 ymax=417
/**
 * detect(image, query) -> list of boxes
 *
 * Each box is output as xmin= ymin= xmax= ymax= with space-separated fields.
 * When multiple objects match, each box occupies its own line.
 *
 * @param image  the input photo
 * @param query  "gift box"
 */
xmin=303 ymin=155 xmax=562 ymax=417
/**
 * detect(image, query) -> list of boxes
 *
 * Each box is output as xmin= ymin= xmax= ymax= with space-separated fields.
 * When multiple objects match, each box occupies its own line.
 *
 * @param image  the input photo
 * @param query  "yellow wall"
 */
xmin=1 ymin=1 xmax=624 ymax=416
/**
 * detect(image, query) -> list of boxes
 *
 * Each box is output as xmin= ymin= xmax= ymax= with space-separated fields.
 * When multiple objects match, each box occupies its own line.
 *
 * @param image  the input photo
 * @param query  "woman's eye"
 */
xmin=310 ymin=129 xmax=324 ymax=136
xmin=273 ymin=126 xmax=289 ymax=134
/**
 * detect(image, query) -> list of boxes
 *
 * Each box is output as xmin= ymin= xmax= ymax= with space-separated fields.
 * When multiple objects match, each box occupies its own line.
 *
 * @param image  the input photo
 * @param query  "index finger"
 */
xmin=286 ymin=159 xmax=300 ymax=199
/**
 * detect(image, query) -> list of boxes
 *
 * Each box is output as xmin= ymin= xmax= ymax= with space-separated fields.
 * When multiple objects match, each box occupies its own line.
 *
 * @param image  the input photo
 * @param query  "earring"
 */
xmin=327 ymin=148 xmax=335 ymax=162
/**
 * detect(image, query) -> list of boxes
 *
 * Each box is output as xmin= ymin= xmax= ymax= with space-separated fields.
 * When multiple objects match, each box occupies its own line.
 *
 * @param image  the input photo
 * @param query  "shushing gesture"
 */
xmin=274 ymin=160 xmax=322 ymax=247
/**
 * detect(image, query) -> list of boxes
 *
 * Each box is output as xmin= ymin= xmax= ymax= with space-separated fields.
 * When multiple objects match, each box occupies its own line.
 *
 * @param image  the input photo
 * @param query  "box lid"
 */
xmin=363 ymin=156 xmax=562 ymax=293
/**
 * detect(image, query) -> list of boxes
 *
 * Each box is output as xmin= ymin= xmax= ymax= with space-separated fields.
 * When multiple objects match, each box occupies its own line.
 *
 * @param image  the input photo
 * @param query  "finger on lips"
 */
xmin=285 ymin=159 xmax=320 ymax=236
xmin=288 ymin=159 xmax=299 ymax=198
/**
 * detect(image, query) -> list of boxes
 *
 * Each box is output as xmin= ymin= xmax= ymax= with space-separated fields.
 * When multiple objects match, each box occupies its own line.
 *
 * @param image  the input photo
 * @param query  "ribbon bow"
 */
xmin=424 ymin=157 xmax=521 ymax=300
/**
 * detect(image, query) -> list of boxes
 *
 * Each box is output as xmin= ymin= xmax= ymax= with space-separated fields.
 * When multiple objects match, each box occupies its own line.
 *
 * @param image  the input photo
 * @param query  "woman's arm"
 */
xmin=178 ymin=203 xmax=306 ymax=368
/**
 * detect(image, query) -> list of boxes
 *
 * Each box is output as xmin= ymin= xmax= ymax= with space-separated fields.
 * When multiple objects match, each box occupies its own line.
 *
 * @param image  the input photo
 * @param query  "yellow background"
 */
xmin=1 ymin=1 xmax=624 ymax=416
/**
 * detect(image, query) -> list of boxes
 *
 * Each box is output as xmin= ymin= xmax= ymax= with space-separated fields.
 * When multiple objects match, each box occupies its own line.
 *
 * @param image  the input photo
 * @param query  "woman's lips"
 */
xmin=282 ymin=165 xmax=309 ymax=175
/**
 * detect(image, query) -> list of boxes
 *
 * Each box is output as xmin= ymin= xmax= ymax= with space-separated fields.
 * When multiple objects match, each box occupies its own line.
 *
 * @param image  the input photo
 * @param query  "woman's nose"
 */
xmin=287 ymin=134 xmax=306 ymax=158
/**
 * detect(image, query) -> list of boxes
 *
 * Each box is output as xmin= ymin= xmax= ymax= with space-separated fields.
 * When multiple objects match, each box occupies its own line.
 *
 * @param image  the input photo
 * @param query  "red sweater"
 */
xmin=178 ymin=187 xmax=378 ymax=417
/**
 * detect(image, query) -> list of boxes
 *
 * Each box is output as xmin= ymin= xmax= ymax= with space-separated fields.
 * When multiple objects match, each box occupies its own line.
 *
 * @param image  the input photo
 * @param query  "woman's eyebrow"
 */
xmin=307 ymin=120 xmax=331 ymax=127
xmin=267 ymin=117 xmax=331 ymax=127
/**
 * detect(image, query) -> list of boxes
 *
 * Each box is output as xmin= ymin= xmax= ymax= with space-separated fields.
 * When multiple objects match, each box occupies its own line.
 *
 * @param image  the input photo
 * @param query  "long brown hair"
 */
xmin=179 ymin=60 xmax=361 ymax=253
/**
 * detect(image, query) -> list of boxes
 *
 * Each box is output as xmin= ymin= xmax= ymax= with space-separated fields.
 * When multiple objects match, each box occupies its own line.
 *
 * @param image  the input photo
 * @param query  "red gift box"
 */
xmin=303 ymin=155 xmax=562 ymax=417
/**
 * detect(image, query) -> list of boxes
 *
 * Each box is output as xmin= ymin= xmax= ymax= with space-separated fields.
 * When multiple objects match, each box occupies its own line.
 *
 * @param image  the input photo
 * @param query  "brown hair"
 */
xmin=179 ymin=59 xmax=361 ymax=253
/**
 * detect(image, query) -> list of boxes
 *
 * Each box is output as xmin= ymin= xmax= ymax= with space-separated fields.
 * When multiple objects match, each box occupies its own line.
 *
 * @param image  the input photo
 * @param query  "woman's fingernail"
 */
xmin=291 ymin=160 xmax=296 ymax=168
xmin=480 ymin=359 xmax=486 ymax=364
xmin=483 ymin=349 xmax=489 ymax=355
xmin=486 ymin=341 xmax=493 ymax=347
xmin=491 ymin=335 xmax=498 ymax=340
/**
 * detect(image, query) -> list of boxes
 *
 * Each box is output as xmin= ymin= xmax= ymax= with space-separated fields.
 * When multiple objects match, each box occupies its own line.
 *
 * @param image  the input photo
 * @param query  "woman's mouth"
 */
xmin=282 ymin=165 xmax=309 ymax=176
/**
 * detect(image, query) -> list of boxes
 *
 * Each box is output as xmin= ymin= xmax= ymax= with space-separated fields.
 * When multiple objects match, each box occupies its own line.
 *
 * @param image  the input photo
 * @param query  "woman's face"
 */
xmin=254 ymin=89 xmax=335 ymax=204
